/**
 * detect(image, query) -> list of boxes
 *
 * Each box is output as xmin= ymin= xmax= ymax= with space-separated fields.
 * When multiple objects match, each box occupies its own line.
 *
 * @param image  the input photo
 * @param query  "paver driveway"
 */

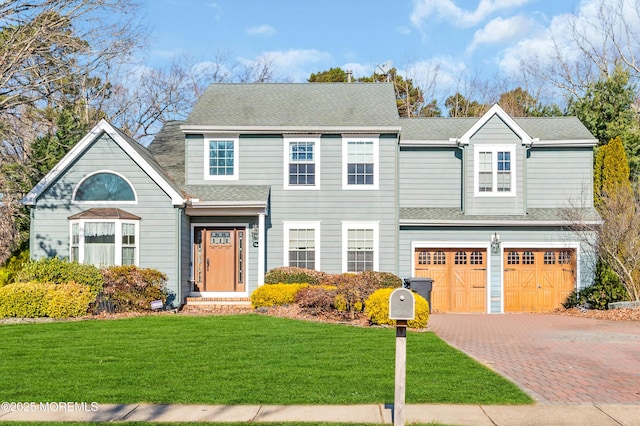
xmin=427 ymin=313 xmax=640 ymax=404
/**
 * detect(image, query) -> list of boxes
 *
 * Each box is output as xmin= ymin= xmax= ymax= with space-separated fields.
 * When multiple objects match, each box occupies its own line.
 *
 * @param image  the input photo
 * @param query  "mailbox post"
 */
xmin=389 ymin=288 xmax=415 ymax=426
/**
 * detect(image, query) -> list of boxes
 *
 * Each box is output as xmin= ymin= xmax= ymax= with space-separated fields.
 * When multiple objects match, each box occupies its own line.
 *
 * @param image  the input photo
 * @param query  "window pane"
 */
xmin=122 ymin=247 xmax=135 ymax=265
xmin=75 ymin=173 xmax=135 ymax=201
xmin=347 ymin=228 xmax=374 ymax=272
xmin=84 ymin=222 xmax=115 ymax=266
xmin=288 ymin=228 xmax=315 ymax=270
xmin=289 ymin=164 xmax=315 ymax=185
xmin=209 ymin=140 xmax=234 ymax=176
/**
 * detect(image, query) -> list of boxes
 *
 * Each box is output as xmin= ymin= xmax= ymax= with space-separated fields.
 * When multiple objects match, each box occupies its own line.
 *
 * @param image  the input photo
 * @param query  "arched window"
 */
xmin=74 ymin=172 xmax=135 ymax=202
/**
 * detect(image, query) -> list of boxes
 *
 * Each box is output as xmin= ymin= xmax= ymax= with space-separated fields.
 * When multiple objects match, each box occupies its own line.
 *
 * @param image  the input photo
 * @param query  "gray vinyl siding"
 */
xmin=465 ymin=115 xmax=525 ymax=216
xmin=398 ymin=226 xmax=596 ymax=313
xmin=527 ymin=147 xmax=594 ymax=208
xmin=30 ymin=133 xmax=181 ymax=301
xmin=186 ymin=132 xmax=399 ymax=276
xmin=398 ymin=147 xmax=461 ymax=208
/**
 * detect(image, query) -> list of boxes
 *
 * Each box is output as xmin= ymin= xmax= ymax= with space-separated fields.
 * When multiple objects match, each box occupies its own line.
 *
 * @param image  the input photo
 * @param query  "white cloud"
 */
xmin=467 ymin=15 xmax=536 ymax=52
xmin=497 ymin=0 xmax=640 ymax=75
xmin=239 ymin=49 xmax=332 ymax=82
xmin=397 ymin=26 xmax=411 ymax=35
xmin=207 ymin=2 xmax=223 ymax=21
xmin=246 ymin=24 xmax=276 ymax=37
xmin=410 ymin=0 xmax=532 ymax=28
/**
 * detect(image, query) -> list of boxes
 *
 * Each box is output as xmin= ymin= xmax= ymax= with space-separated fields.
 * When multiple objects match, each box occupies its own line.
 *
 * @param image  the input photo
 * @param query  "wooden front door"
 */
xmin=504 ymin=249 xmax=576 ymax=312
xmin=193 ymin=228 xmax=246 ymax=292
xmin=414 ymin=248 xmax=487 ymax=313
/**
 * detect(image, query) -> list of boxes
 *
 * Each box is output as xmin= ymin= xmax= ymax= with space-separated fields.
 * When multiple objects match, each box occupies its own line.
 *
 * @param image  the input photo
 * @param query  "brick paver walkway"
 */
xmin=428 ymin=313 xmax=640 ymax=404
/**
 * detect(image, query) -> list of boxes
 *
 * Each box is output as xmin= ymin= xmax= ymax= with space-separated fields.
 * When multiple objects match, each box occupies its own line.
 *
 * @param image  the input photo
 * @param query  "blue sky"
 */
xmin=138 ymin=0 xmax=595 ymax=98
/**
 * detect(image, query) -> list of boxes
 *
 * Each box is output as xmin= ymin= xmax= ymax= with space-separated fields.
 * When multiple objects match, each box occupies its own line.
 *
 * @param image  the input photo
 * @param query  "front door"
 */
xmin=193 ymin=228 xmax=246 ymax=292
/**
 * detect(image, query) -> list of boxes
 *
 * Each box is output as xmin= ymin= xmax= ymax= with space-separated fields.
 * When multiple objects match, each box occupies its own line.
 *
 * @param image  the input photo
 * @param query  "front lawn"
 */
xmin=0 ymin=314 xmax=531 ymax=405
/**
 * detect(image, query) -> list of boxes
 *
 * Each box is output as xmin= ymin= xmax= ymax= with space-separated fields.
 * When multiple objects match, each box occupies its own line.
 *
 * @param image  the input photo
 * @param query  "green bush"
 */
xmin=100 ymin=265 xmax=167 ymax=312
xmin=357 ymin=270 xmax=403 ymax=288
xmin=0 ymin=282 xmax=50 ymax=318
xmin=43 ymin=281 xmax=96 ymax=318
xmin=0 ymin=248 xmax=30 ymax=287
xmin=250 ymin=283 xmax=308 ymax=308
xmin=264 ymin=267 xmax=328 ymax=284
xmin=0 ymin=281 xmax=96 ymax=318
xmin=563 ymin=261 xmax=629 ymax=310
xmin=16 ymin=257 xmax=103 ymax=292
xmin=364 ymin=288 xmax=429 ymax=329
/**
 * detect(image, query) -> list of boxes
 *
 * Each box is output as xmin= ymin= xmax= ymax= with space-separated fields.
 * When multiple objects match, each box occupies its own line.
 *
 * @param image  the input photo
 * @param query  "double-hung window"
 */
xmin=474 ymin=145 xmax=516 ymax=196
xmin=342 ymin=222 xmax=379 ymax=272
xmin=283 ymin=222 xmax=320 ymax=270
xmin=342 ymin=135 xmax=379 ymax=189
xmin=70 ymin=220 xmax=138 ymax=266
xmin=205 ymin=135 xmax=239 ymax=180
xmin=284 ymin=136 xmax=319 ymax=189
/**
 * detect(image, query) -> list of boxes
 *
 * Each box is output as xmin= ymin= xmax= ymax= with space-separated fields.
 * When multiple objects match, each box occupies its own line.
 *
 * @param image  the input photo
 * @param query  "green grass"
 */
xmin=0 ymin=424 xmax=452 ymax=426
xmin=0 ymin=314 xmax=532 ymax=405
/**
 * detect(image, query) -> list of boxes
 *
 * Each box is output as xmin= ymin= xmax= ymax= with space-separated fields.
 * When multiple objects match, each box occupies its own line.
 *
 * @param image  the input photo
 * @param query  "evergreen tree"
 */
xmin=593 ymin=136 xmax=631 ymax=208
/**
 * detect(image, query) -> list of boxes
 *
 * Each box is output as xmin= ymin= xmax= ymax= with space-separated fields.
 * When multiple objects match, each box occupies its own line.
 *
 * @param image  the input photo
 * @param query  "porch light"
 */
xmin=251 ymin=224 xmax=259 ymax=246
xmin=491 ymin=232 xmax=501 ymax=254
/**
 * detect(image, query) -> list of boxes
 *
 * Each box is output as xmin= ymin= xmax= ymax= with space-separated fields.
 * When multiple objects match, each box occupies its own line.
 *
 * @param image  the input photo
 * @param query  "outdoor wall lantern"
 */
xmin=491 ymin=232 xmax=501 ymax=254
xmin=251 ymin=224 xmax=259 ymax=247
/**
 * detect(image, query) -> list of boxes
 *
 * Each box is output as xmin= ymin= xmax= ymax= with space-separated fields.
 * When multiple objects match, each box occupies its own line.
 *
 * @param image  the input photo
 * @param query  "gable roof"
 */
xmin=400 ymin=104 xmax=597 ymax=147
xmin=22 ymin=119 xmax=186 ymax=206
xmin=181 ymin=83 xmax=402 ymax=133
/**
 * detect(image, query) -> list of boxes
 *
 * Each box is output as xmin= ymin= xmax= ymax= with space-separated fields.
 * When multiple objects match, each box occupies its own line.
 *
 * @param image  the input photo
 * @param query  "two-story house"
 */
xmin=22 ymin=83 xmax=599 ymax=313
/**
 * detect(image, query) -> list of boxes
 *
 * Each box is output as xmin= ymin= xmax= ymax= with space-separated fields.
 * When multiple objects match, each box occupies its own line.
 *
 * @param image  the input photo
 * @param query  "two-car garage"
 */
xmin=413 ymin=247 xmax=576 ymax=313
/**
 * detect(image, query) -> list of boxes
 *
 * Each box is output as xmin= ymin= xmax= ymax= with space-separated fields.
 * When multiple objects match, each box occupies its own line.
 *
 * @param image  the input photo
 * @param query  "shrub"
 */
xmin=251 ymin=283 xmax=308 ymax=308
xmin=358 ymin=270 xmax=403 ymax=288
xmin=99 ymin=265 xmax=167 ymax=312
xmin=44 ymin=281 xmax=96 ymax=318
xmin=16 ymin=257 xmax=103 ymax=292
xmin=563 ymin=262 xmax=629 ymax=310
xmin=0 ymin=282 xmax=50 ymax=318
xmin=364 ymin=288 xmax=430 ymax=329
xmin=264 ymin=267 xmax=328 ymax=285
xmin=0 ymin=248 xmax=30 ymax=287
xmin=295 ymin=285 xmax=336 ymax=314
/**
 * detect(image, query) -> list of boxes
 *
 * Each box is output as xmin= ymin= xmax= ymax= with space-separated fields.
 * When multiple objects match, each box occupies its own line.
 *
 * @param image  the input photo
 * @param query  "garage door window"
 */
xmin=470 ymin=251 xmax=483 ymax=264
xmin=544 ymin=251 xmax=556 ymax=264
xmin=522 ymin=251 xmax=535 ymax=264
xmin=507 ymin=251 xmax=519 ymax=264
xmin=418 ymin=251 xmax=430 ymax=265
xmin=455 ymin=251 xmax=467 ymax=264
xmin=559 ymin=251 xmax=572 ymax=264
xmin=433 ymin=251 xmax=446 ymax=264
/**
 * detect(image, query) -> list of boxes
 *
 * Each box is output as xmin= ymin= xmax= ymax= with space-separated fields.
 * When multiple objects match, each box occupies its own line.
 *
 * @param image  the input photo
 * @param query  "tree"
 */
xmin=0 ymin=0 xmax=145 ymax=263
xmin=307 ymin=66 xmax=441 ymax=117
xmin=593 ymin=136 xmax=632 ymax=207
xmin=444 ymin=93 xmax=486 ymax=117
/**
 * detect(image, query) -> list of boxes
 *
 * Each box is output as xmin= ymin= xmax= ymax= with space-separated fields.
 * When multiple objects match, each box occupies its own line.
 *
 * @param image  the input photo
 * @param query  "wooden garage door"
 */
xmin=414 ymin=248 xmax=487 ymax=313
xmin=503 ymin=249 xmax=576 ymax=312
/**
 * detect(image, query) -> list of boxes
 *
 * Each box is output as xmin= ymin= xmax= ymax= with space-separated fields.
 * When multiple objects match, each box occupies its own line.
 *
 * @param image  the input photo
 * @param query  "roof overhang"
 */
xmin=185 ymin=201 xmax=268 ymax=217
xmin=180 ymin=125 xmax=401 ymax=135
xmin=400 ymin=218 xmax=603 ymax=227
xmin=531 ymin=139 xmax=598 ymax=148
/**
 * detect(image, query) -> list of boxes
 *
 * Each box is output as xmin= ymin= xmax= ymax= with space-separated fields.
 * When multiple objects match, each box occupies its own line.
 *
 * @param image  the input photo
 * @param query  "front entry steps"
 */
xmin=181 ymin=297 xmax=253 ymax=314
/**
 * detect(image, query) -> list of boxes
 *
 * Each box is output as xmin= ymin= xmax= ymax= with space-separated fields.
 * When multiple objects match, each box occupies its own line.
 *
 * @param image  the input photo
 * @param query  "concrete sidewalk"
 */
xmin=1 ymin=403 xmax=640 ymax=425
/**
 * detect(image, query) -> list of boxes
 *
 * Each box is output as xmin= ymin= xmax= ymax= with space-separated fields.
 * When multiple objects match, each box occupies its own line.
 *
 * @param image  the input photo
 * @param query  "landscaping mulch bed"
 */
xmin=553 ymin=306 xmax=640 ymax=322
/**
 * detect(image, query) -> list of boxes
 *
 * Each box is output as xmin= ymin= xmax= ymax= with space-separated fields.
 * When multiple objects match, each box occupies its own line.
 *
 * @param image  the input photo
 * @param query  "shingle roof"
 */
xmin=399 ymin=207 xmax=601 ymax=225
xmin=184 ymin=83 xmax=401 ymax=128
xmin=183 ymin=185 xmax=270 ymax=204
xmin=399 ymin=115 xmax=595 ymax=142
xmin=147 ymin=120 xmax=185 ymax=186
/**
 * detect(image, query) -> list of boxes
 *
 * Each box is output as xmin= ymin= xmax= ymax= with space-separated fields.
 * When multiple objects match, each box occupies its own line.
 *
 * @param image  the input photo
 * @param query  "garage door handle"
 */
xmin=472 ymin=285 xmax=485 ymax=288
xmin=473 ymin=268 xmax=486 ymax=271
xmin=504 ymin=268 xmax=515 ymax=271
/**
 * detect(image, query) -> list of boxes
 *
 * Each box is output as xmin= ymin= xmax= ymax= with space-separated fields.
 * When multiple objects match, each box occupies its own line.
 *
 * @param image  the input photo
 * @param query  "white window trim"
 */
xmin=474 ymin=144 xmax=516 ymax=197
xmin=283 ymin=135 xmax=321 ymax=190
xmin=72 ymin=170 xmax=138 ymax=205
xmin=341 ymin=221 xmax=379 ymax=272
xmin=204 ymin=134 xmax=239 ymax=181
xmin=69 ymin=219 xmax=139 ymax=266
xmin=342 ymin=135 xmax=379 ymax=190
xmin=282 ymin=221 xmax=321 ymax=270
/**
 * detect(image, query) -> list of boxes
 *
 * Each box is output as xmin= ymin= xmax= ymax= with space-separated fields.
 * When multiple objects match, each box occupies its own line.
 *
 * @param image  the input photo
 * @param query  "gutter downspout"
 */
xmin=452 ymin=138 xmax=466 ymax=214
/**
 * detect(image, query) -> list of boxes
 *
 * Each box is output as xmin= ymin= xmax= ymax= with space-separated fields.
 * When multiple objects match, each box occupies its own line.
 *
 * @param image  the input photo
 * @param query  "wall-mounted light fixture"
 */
xmin=491 ymin=232 xmax=501 ymax=254
xmin=251 ymin=224 xmax=259 ymax=247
